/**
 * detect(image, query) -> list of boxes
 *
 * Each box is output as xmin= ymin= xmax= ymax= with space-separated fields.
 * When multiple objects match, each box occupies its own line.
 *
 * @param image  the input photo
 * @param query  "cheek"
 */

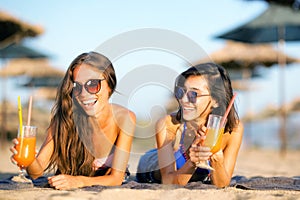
xmin=96 ymin=90 xmax=110 ymax=103
xmin=195 ymin=99 xmax=211 ymax=112
xmin=96 ymin=96 xmax=106 ymax=105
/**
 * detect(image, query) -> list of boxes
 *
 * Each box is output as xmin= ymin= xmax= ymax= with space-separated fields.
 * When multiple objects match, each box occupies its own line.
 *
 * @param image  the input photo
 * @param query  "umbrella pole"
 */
xmin=0 ymin=61 xmax=7 ymax=146
xmin=278 ymin=26 xmax=287 ymax=157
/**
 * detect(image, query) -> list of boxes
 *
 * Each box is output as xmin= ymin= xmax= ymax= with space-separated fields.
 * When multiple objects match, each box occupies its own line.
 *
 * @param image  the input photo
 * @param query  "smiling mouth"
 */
xmin=82 ymin=99 xmax=97 ymax=107
xmin=183 ymin=107 xmax=194 ymax=111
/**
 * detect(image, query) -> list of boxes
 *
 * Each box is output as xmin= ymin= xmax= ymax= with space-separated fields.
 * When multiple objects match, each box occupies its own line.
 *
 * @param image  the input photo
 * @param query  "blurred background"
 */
xmin=1 ymin=0 xmax=300 ymax=158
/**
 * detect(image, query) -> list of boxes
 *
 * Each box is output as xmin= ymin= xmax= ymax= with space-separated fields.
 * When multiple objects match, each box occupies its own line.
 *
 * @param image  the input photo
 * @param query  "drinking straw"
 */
xmin=221 ymin=92 xmax=237 ymax=127
xmin=17 ymin=96 xmax=23 ymax=138
xmin=27 ymin=96 xmax=33 ymax=126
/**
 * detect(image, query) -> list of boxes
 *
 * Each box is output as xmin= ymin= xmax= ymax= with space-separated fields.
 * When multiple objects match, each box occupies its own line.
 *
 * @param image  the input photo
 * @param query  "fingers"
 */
xmin=10 ymin=146 xmax=18 ymax=155
xmin=48 ymin=175 xmax=75 ymax=190
xmin=48 ymin=175 xmax=66 ymax=190
xmin=190 ymin=144 xmax=211 ymax=152
xmin=189 ymin=145 xmax=212 ymax=163
xmin=192 ymin=136 xmax=202 ymax=146
xmin=12 ymin=138 xmax=19 ymax=145
xmin=210 ymin=149 xmax=224 ymax=163
xmin=10 ymin=155 xmax=18 ymax=165
xmin=197 ymin=126 xmax=207 ymax=137
xmin=10 ymin=139 xmax=19 ymax=166
xmin=10 ymin=138 xmax=19 ymax=153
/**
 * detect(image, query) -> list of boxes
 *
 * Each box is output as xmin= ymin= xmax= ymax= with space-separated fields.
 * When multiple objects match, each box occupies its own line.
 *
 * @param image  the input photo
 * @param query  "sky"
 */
xmin=2 ymin=0 xmax=269 ymax=68
xmin=1 ymin=0 xmax=300 ymax=122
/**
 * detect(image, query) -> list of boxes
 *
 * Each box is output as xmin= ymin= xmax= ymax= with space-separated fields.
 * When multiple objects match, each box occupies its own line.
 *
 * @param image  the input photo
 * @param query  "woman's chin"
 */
xmin=182 ymin=111 xmax=197 ymax=121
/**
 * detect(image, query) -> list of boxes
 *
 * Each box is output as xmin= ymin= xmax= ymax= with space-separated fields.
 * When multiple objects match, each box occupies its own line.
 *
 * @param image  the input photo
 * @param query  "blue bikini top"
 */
xmin=174 ymin=122 xmax=209 ymax=174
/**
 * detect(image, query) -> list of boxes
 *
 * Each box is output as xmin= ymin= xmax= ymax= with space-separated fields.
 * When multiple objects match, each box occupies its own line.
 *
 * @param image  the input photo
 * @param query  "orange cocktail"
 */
xmin=203 ymin=127 xmax=225 ymax=154
xmin=13 ymin=126 xmax=37 ymax=168
xmin=14 ymin=137 xmax=36 ymax=167
xmin=196 ymin=114 xmax=226 ymax=170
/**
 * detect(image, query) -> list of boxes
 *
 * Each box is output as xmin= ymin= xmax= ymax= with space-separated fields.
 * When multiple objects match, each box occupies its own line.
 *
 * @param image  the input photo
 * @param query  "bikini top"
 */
xmin=173 ymin=122 xmax=188 ymax=169
xmin=93 ymin=153 xmax=114 ymax=169
xmin=173 ymin=122 xmax=209 ymax=174
xmin=93 ymin=141 xmax=116 ymax=169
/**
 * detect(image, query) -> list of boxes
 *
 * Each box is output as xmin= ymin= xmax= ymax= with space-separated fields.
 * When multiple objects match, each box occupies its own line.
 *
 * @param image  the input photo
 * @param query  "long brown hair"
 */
xmin=46 ymin=51 xmax=116 ymax=176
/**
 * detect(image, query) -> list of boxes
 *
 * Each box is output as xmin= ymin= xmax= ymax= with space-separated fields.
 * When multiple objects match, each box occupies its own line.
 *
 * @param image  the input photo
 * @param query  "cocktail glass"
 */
xmin=13 ymin=125 xmax=37 ymax=181
xmin=196 ymin=114 xmax=225 ymax=171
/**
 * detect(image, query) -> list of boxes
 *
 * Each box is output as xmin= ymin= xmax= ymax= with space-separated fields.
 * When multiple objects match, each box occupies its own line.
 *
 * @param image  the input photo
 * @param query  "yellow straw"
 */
xmin=18 ymin=96 xmax=23 ymax=138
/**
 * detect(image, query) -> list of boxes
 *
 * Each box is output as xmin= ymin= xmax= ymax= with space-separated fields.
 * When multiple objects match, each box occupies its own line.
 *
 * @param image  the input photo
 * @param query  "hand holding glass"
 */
xmin=196 ymin=114 xmax=225 ymax=171
xmin=13 ymin=125 xmax=37 ymax=179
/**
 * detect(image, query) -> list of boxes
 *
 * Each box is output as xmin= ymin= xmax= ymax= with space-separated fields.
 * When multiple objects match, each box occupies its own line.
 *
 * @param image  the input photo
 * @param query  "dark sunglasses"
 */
xmin=175 ymin=86 xmax=209 ymax=103
xmin=73 ymin=79 xmax=105 ymax=96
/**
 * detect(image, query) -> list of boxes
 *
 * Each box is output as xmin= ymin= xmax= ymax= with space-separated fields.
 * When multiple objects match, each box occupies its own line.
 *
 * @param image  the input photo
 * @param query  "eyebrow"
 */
xmin=188 ymin=87 xmax=201 ymax=91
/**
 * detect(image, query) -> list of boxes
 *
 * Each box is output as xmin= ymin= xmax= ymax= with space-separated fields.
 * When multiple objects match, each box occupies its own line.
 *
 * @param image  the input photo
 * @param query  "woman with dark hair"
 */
xmin=137 ymin=62 xmax=243 ymax=188
xmin=11 ymin=51 xmax=136 ymax=190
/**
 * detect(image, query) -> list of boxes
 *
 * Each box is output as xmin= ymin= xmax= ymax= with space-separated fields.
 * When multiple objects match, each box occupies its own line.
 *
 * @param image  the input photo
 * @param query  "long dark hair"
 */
xmin=46 ymin=51 xmax=117 ymax=176
xmin=174 ymin=62 xmax=239 ymax=133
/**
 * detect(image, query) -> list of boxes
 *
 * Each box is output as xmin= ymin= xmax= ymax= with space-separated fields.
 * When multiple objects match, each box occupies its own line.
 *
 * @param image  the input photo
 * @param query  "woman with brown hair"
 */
xmin=11 ymin=51 xmax=136 ymax=190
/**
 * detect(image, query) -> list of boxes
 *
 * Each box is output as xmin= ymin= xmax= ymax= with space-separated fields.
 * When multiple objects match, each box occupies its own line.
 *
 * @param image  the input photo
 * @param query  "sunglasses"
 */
xmin=73 ymin=79 xmax=105 ymax=96
xmin=175 ymin=86 xmax=209 ymax=103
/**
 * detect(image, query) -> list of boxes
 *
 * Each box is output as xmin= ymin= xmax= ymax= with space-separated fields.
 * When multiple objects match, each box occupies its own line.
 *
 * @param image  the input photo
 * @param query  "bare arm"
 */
xmin=87 ymin=110 xmax=136 ymax=186
xmin=156 ymin=116 xmax=197 ymax=185
xmin=48 ymin=109 xmax=136 ymax=189
xmin=210 ymin=122 xmax=244 ymax=187
xmin=26 ymin=129 xmax=54 ymax=179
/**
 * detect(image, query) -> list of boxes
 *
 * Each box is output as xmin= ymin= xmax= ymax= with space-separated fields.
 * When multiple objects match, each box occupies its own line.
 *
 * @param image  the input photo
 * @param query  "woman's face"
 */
xmin=179 ymin=75 xmax=214 ymax=121
xmin=73 ymin=63 xmax=110 ymax=117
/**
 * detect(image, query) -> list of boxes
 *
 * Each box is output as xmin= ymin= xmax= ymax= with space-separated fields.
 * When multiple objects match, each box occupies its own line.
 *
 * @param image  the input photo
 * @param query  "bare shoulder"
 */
xmin=156 ymin=113 xmax=179 ymax=141
xmin=111 ymin=104 xmax=136 ymax=135
xmin=156 ymin=114 xmax=177 ymax=130
xmin=224 ymin=121 xmax=244 ymax=147
xmin=111 ymin=103 xmax=136 ymax=121
xmin=233 ymin=121 xmax=244 ymax=137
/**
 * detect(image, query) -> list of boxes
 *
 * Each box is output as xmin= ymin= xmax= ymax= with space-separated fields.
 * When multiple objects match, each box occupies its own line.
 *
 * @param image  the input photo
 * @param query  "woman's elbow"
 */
xmin=27 ymin=171 xmax=43 ymax=180
xmin=213 ymin=179 xmax=231 ymax=188
xmin=109 ymin=173 xmax=125 ymax=186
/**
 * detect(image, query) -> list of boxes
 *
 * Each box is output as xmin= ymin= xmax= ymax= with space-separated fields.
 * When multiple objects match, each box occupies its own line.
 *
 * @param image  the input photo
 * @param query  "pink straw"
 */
xmin=27 ymin=96 xmax=33 ymax=126
xmin=221 ymin=92 xmax=237 ymax=127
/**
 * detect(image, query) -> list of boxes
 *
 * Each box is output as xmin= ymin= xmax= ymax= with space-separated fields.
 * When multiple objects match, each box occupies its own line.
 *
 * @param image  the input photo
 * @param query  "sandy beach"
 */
xmin=1 ymin=142 xmax=300 ymax=199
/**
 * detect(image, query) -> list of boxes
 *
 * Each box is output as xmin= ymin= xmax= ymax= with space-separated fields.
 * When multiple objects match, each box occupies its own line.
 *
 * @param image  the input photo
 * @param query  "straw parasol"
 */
xmin=34 ymin=87 xmax=58 ymax=100
xmin=0 ymin=58 xmax=63 ymax=141
xmin=242 ymin=97 xmax=300 ymax=122
xmin=198 ymin=41 xmax=300 ymax=91
xmin=0 ymin=58 xmax=64 ymax=78
xmin=216 ymin=2 xmax=300 ymax=155
xmin=200 ymin=41 xmax=300 ymax=70
xmin=0 ymin=10 xmax=45 ymax=142
xmin=0 ymin=10 xmax=43 ymax=47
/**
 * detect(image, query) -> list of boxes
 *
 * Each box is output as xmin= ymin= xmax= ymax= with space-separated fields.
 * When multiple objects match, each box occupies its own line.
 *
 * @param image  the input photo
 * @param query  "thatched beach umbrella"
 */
xmin=0 ymin=58 xmax=64 ymax=78
xmin=0 ymin=10 xmax=43 ymax=47
xmin=0 ymin=10 xmax=45 ymax=142
xmin=216 ymin=2 xmax=300 ymax=155
xmin=200 ymin=41 xmax=300 ymax=70
xmin=199 ymin=41 xmax=300 ymax=91
xmin=242 ymin=97 xmax=300 ymax=122
xmin=0 ymin=43 xmax=47 ymax=59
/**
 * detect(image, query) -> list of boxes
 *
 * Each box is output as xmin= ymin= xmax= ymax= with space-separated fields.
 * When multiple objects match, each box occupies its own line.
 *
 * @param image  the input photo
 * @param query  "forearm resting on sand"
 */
xmin=162 ymin=159 xmax=196 ymax=185
xmin=210 ymin=156 xmax=231 ymax=187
